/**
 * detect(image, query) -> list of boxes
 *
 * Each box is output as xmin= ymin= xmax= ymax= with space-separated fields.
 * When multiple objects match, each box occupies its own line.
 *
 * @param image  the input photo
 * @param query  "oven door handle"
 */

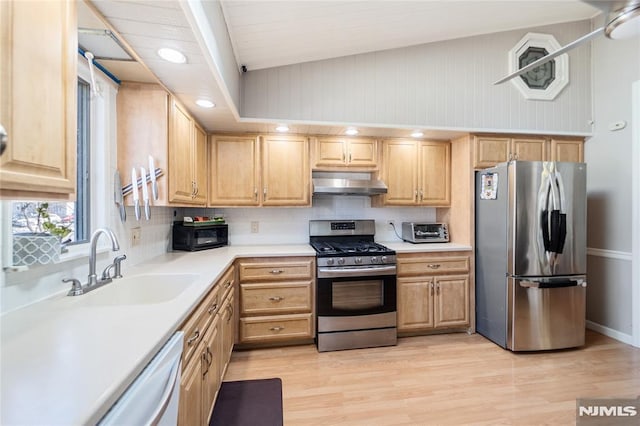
xmin=317 ymin=265 xmax=397 ymax=278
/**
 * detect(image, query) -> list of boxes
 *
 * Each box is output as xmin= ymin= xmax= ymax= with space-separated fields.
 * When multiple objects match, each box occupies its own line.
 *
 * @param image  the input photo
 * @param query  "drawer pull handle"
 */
xmin=270 ymin=269 xmax=284 ymax=274
xmin=208 ymin=303 xmax=218 ymax=314
xmin=427 ymin=264 xmax=441 ymax=269
xmin=269 ymin=326 xmax=285 ymax=332
xmin=225 ymin=280 xmax=232 ymax=288
xmin=269 ymin=296 xmax=284 ymax=302
xmin=187 ymin=329 xmax=200 ymax=345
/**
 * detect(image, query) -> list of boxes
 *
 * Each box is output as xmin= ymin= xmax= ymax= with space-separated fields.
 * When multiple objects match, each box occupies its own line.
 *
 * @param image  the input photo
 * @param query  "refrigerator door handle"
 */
xmin=519 ymin=278 xmax=586 ymax=289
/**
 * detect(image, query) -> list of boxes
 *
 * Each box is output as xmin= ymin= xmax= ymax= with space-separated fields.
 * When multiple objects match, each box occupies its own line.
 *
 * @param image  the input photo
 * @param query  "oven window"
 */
xmin=332 ymin=280 xmax=384 ymax=310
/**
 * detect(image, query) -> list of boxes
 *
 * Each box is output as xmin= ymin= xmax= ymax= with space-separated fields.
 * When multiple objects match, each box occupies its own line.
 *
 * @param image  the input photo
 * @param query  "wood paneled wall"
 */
xmin=242 ymin=20 xmax=592 ymax=134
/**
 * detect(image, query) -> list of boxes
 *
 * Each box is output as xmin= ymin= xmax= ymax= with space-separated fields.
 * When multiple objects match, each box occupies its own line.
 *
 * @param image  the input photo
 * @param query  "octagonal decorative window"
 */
xmin=507 ymin=33 xmax=568 ymax=101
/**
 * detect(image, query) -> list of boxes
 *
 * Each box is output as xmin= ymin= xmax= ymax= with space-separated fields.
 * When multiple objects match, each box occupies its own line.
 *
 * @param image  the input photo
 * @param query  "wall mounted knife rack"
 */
xmin=121 ymin=167 xmax=163 ymax=196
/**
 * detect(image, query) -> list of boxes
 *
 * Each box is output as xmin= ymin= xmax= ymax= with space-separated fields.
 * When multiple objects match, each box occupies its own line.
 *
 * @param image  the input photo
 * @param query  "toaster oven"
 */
xmin=401 ymin=222 xmax=449 ymax=243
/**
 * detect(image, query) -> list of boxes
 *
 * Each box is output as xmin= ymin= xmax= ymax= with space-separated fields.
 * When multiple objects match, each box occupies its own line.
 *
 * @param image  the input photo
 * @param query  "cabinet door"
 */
xmin=313 ymin=137 xmax=346 ymax=167
xmin=550 ymin=138 xmax=584 ymax=162
xmin=418 ymin=141 xmax=450 ymax=206
xmin=474 ymin=137 xmax=509 ymax=168
xmin=178 ymin=350 xmax=203 ymax=426
xmin=434 ymin=275 xmax=469 ymax=328
xmin=220 ymin=293 xmax=235 ymax=379
xmin=397 ymin=277 xmax=434 ymax=331
xmin=192 ymin=123 xmax=208 ymax=205
xmin=381 ymin=140 xmax=418 ymax=205
xmin=168 ymin=99 xmax=196 ymax=204
xmin=209 ymin=136 xmax=260 ymax=206
xmin=511 ymin=138 xmax=546 ymax=161
xmin=0 ymin=0 xmax=77 ymax=199
xmin=202 ymin=317 xmax=221 ymax=425
xmin=261 ymin=135 xmax=310 ymax=206
xmin=347 ymin=139 xmax=377 ymax=168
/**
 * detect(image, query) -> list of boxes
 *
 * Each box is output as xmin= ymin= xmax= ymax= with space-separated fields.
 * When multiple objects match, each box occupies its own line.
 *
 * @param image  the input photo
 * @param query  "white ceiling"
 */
xmin=85 ymin=0 xmax=601 ymax=138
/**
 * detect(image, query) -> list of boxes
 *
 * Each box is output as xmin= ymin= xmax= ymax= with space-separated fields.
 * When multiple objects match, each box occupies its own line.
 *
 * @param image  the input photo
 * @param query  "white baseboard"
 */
xmin=586 ymin=247 xmax=633 ymax=261
xmin=586 ymin=320 xmax=634 ymax=346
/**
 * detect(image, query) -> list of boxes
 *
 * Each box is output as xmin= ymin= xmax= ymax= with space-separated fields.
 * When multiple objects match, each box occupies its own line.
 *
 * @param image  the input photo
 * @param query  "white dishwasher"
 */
xmin=99 ymin=331 xmax=184 ymax=426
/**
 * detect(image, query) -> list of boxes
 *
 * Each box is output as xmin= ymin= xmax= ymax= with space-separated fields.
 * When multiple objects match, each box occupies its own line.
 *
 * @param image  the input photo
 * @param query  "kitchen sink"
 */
xmin=75 ymin=273 xmax=199 ymax=306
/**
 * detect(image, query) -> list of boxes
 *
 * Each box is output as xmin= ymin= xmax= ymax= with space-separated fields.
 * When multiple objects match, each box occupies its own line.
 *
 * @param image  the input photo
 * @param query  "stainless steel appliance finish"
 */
xmin=475 ymin=161 xmax=587 ymax=351
xmin=310 ymin=219 xmax=397 ymax=352
xmin=401 ymin=222 xmax=449 ymax=243
xmin=312 ymin=178 xmax=388 ymax=195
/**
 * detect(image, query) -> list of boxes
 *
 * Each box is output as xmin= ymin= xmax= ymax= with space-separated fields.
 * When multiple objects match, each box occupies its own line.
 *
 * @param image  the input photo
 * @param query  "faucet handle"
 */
xmin=63 ymin=278 xmax=84 ymax=296
xmin=112 ymin=254 xmax=127 ymax=279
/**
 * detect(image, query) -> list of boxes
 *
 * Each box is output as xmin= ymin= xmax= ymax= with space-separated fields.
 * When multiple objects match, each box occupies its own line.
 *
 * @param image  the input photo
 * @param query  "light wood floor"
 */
xmin=223 ymin=331 xmax=640 ymax=425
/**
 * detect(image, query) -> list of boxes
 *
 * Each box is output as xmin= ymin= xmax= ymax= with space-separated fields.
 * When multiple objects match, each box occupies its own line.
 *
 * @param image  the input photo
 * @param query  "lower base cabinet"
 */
xmin=397 ymin=252 xmax=471 ymax=333
xmin=178 ymin=266 xmax=235 ymax=426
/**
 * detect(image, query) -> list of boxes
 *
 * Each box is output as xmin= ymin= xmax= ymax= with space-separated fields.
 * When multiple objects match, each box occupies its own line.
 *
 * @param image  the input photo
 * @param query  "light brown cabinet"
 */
xmin=378 ymin=139 xmax=450 ymax=206
xmin=473 ymin=135 xmax=584 ymax=168
xmin=209 ymin=135 xmax=310 ymax=207
xmin=168 ymin=100 xmax=207 ymax=204
xmin=311 ymin=137 xmax=378 ymax=170
xmin=550 ymin=138 xmax=584 ymax=162
xmin=117 ymin=83 xmax=207 ymax=206
xmin=0 ymin=0 xmax=77 ymax=199
xmin=178 ymin=266 xmax=235 ymax=426
xmin=397 ymin=252 xmax=470 ymax=333
xmin=237 ymin=257 xmax=315 ymax=345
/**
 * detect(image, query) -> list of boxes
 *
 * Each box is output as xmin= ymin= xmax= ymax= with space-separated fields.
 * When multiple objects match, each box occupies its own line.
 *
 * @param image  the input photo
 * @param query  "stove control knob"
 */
xmin=381 ymin=256 xmax=387 ymax=263
xmin=326 ymin=258 xmax=334 ymax=266
xmin=337 ymin=257 xmax=345 ymax=265
xmin=355 ymin=257 xmax=362 ymax=264
xmin=371 ymin=256 xmax=379 ymax=263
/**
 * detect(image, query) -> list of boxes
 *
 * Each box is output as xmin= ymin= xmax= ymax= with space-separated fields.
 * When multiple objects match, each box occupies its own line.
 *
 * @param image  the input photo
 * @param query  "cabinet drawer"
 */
xmin=238 ymin=259 xmax=313 ymax=282
xmin=239 ymin=314 xmax=313 ymax=343
xmin=181 ymin=284 xmax=220 ymax=364
xmin=240 ymin=281 xmax=312 ymax=315
xmin=218 ymin=266 xmax=235 ymax=300
xmin=398 ymin=256 xmax=469 ymax=276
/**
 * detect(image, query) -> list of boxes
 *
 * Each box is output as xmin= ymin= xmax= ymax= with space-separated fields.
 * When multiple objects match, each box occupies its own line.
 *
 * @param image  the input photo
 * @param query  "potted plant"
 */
xmin=12 ymin=202 xmax=72 ymax=266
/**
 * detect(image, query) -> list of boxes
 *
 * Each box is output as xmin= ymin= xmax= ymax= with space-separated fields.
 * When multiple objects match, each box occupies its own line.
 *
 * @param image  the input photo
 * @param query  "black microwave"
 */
xmin=172 ymin=222 xmax=228 ymax=251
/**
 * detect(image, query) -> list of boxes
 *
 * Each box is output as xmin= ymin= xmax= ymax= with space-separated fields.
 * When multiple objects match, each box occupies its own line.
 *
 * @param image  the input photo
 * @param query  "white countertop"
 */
xmin=0 ymin=242 xmax=469 ymax=425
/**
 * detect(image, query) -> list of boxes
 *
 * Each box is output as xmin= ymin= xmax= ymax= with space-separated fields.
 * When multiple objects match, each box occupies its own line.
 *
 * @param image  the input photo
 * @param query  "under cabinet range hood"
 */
xmin=312 ymin=178 xmax=388 ymax=195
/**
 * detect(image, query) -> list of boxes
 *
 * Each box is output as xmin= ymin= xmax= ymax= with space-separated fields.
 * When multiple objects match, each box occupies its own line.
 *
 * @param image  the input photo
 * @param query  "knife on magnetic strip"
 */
xmin=114 ymin=170 xmax=126 ymax=222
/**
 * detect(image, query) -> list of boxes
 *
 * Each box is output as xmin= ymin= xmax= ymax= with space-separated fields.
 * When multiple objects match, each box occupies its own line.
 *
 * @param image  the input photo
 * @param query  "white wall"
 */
xmin=242 ymin=20 xmax=593 ymax=135
xmin=584 ymin=18 xmax=640 ymax=341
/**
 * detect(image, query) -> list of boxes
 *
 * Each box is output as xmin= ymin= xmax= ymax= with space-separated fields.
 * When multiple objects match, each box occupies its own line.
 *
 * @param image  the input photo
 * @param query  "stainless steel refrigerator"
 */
xmin=475 ymin=161 xmax=587 ymax=351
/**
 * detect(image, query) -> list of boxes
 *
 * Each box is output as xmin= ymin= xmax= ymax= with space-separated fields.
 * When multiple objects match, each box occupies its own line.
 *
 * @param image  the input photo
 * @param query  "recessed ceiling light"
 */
xmin=345 ymin=128 xmax=359 ymax=136
xmin=275 ymin=125 xmax=289 ymax=132
xmin=196 ymin=99 xmax=215 ymax=108
xmin=157 ymin=47 xmax=186 ymax=64
xmin=411 ymin=131 xmax=424 ymax=138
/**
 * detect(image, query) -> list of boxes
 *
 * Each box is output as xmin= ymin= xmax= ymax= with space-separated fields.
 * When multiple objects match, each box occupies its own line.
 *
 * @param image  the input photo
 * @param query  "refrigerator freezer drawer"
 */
xmin=507 ymin=277 xmax=586 ymax=351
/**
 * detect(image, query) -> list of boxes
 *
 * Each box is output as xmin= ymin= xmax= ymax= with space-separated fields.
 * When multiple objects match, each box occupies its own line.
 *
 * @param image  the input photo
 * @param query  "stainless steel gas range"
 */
xmin=309 ymin=220 xmax=397 ymax=352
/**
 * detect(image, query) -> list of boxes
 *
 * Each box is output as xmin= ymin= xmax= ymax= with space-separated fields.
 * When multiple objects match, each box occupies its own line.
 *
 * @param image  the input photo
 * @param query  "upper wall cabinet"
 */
xmin=377 ymin=140 xmax=450 ymax=207
xmin=209 ymin=134 xmax=310 ymax=207
xmin=473 ymin=134 xmax=584 ymax=169
xmin=117 ymin=83 xmax=206 ymax=206
xmin=311 ymin=137 xmax=378 ymax=170
xmin=0 ymin=0 xmax=77 ymax=200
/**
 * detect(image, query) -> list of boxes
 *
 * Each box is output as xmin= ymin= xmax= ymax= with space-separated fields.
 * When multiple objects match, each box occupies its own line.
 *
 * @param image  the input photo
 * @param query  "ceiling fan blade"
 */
xmin=493 ymin=27 xmax=605 ymax=85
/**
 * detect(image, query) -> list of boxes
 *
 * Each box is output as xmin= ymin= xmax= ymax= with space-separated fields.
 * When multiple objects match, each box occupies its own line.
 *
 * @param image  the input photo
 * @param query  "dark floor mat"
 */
xmin=209 ymin=378 xmax=283 ymax=426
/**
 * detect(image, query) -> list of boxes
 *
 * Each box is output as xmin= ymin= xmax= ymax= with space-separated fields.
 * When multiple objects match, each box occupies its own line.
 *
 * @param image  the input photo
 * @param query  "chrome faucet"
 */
xmin=63 ymin=227 xmax=124 ymax=296
xmin=88 ymin=228 xmax=120 ymax=287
